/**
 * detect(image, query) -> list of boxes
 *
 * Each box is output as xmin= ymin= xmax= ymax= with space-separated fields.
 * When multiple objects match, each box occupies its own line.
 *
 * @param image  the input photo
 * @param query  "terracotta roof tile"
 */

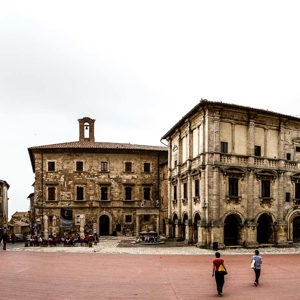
xmin=29 ymin=141 xmax=167 ymax=152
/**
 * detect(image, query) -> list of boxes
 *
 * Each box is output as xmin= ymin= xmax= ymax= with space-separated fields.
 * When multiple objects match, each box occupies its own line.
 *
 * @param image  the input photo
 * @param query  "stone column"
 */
xmin=247 ymin=169 xmax=255 ymax=220
xmin=43 ymin=215 xmax=49 ymax=240
xmin=165 ymin=218 xmax=170 ymax=238
xmin=244 ymin=221 xmax=258 ymax=247
xmin=174 ymin=220 xmax=179 ymax=238
xmin=277 ymin=172 xmax=284 ymax=220
xmin=196 ymin=220 xmax=207 ymax=248
xmin=275 ymin=220 xmax=288 ymax=246
xmin=156 ymin=214 xmax=160 ymax=234
xmin=52 ymin=216 xmax=57 ymax=236
xmin=80 ymin=214 xmax=85 ymax=239
xmin=136 ymin=215 xmax=140 ymax=236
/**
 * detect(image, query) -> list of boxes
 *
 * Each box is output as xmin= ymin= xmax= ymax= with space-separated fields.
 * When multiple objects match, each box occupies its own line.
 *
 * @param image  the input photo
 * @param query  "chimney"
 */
xmin=78 ymin=117 xmax=95 ymax=142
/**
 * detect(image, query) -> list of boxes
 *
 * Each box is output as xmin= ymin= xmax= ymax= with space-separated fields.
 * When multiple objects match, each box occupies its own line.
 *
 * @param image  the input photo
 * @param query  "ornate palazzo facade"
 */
xmin=162 ymin=100 xmax=300 ymax=248
xmin=28 ymin=117 xmax=168 ymax=239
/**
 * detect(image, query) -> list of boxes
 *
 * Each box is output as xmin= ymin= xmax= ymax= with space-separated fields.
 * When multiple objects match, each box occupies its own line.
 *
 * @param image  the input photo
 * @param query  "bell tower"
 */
xmin=78 ymin=117 xmax=95 ymax=142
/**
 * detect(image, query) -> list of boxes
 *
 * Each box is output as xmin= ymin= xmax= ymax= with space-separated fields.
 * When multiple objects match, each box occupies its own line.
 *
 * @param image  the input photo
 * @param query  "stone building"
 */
xmin=161 ymin=99 xmax=300 ymax=248
xmin=8 ymin=211 xmax=31 ymax=237
xmin=0 ymin=179 xmax=9 ymax=232
xmin=28 ymin=117 xmax=168 ymax=239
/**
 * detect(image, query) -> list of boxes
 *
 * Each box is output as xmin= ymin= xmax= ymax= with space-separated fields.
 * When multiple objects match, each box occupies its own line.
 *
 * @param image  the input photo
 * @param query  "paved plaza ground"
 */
xmin=1 ymin=237 xmax=300 ymax=299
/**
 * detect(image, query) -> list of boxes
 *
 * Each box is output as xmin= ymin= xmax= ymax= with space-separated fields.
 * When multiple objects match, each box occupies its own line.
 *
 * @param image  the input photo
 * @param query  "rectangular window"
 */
xmin=100 ymin=187 xmax=108 ymax=200
xmin=48 ymin=161 xmax=55 ymax=172
xmin=286 ymin=192 xmax=291 ymax=202
xmin=221 ymin=142 xmax=228 ymax=154
xmin=124 ymin=162 xmax=132 ymax=172
xmin=47 ymin=187 xmax=56 ymax=201
xmin=143 ymin=215 xmax=150 ymax=222
xmin=286 ymin=153 xmax=291 ymax=160
xmin=173 ymin=185 xmax=177 ymax=200
xmin=229 ymin=178 xmax=238 ymax=197
xmin=255 ymin=145 xmax=261 ymax=157
xmin=76 ymin=186 xmax=84 ymax=200
xmin=183 ymin=182 xmax=188 ymax=199
xmin=296 ymin=146 xmax=300 ymax=152
xmin=76 ymin=161 xmax=84 ymax=172
xmin=100 ymin=162 xmax=108 ymax=172
xmin=125 ymin=187 xmax=132 ymax=200
xmin=143 ymin=187 xmax=151 ymax=200
xmin=262 ymin=180 xmax=270 ymax=198
xmin=144 ymin=162 xmax=151 ymax=172
xmin=125 ymin=215 xmax=132 ymax=223
xmin=194 ymin=179 xmax=200 ymax=197
xmin=295 ymin=183 xmax=300 ymax=200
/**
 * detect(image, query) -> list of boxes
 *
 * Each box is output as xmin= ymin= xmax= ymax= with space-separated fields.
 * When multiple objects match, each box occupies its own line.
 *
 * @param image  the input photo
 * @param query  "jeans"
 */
xmin=254 ymin=268 xmax=261 ymax=284
xmin=215 ymin=271 xmax=225 ymax=293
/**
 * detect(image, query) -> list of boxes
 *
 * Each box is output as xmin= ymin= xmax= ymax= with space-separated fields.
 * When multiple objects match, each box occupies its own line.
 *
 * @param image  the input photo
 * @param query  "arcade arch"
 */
xmin=223 ymin=213 xmax=243 ymax=246
xmin=256 ymin=213 xmax=274 ymax=244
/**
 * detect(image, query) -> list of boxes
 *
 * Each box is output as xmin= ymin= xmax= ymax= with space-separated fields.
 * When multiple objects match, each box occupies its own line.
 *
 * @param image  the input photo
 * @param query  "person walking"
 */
xmin=2 ymin=232 xmax=8 ymax=250
xmin=212 ymin=252 xmax=227 ymax=296
xmin=251 ymin=249 xmax=262 ymax=286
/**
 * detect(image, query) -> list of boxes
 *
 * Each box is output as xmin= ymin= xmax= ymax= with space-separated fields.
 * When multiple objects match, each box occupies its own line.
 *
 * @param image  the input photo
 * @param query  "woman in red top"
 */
xmin=212 ymin=252 xmax=226 ymax=296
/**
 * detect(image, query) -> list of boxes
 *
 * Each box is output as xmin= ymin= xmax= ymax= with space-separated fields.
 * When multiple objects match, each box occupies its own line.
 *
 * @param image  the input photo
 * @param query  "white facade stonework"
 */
xmin=162 ymin=100 xmax=300 ymax=248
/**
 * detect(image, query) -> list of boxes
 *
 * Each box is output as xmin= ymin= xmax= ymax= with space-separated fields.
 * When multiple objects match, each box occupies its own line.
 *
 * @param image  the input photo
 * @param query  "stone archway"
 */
xmin=224 ymin=214 xmax=241 ymax=246
xmin=293 ymin=216 xmax=300 ymax=242
xmin=257 ymin=213 xmax=273 ymax=244
xmin=193 ymin=213 xmax=201 ymax=243
xmin=99 ymin=215 xmax=110 ymax=236
xmin=172 ymin=214 xmax=178 ymax=238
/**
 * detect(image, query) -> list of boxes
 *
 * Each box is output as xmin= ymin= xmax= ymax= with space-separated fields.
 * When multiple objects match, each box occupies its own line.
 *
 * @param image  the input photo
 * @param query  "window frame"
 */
xmin=124 ymin=161 xmax=133 ymax=172
xmin=228 ymin=177 xmax=239 ymax=198
xmin=183 ymin=182 xmax=188 ymax=199
xmin=173 ymin=185 xmax=177 ymax=201
xmin=220 ymin=141 xmax=228 ymax=154
xmin=143 ymin=187 xmax=151 ymax=201
xmin=125 ymin=186 xmax=133 ymax=201
xmin=254 ymin=145 xmax=261 ymax=157
xmin=194 ymin=179 xmax=200 ymax=198
xmin=261 ymin=180 xmax=271 ymax=199
xmin=143 ymin=162 xmax=151 ymax=173
xmin=76 ymin=186 xmax=84 ymax=201
xmin=47 ymin=186 xmax=56 ymax=201
xmin=47 ymin=161 xmax=56 ymax=172
xmin=125 ymin=215 xmax=132 ymax=223
xmin=295 ymin=182 xmax=300 ymax=201
xmin=100 ymin=186 xmax=109 ymax=201
xmin=100 ymin=161 xmax=109 ymax=172
xmin=76 ymin=161 xmax=84 ymax=172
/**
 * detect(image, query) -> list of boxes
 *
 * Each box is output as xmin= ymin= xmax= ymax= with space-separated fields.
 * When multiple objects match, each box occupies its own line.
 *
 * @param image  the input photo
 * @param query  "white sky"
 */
xmin=1 ymin=0 xmax=300 ymax=217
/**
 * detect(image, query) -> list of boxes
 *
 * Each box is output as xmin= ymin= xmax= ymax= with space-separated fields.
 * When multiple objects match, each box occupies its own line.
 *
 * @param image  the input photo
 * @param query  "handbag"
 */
xmin=218 ymin=264 xmax=228 ymax=275
xmin=251 ymin=259 xmax=255 ymax=269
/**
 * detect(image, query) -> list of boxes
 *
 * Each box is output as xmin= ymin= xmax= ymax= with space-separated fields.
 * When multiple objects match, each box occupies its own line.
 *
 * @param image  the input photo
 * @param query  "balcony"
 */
xmin=226 ymin=195 xmax=241 ymax=204
xmin=193 ymin=196 xmax=200 ymax=204
xmin=260 ymin=197 xmax=273 ymax=207
xmin=181 ymin=198 xmax=187 ymax=205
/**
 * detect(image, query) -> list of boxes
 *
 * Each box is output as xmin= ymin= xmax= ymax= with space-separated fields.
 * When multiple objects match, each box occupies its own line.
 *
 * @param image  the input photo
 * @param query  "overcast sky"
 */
xmin=1 ymin=1 xmax=300 ymax=217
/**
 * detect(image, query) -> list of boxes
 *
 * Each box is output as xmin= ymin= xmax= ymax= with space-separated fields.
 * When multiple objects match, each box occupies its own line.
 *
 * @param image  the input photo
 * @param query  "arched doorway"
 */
xmin=224 ymin=214 xmax=240 ymax=246
xmin=172 ymin=214 xmax=178 ymax=238
xmin=257 ymin=214 xmax=273 ymax=244
xmin=293 ymin=216 xmax=300 ymax=242
xmin=193 ymin=213 xmax=201 ymax=243
xmin=99 ymin=215 xmax=110 ymax=236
